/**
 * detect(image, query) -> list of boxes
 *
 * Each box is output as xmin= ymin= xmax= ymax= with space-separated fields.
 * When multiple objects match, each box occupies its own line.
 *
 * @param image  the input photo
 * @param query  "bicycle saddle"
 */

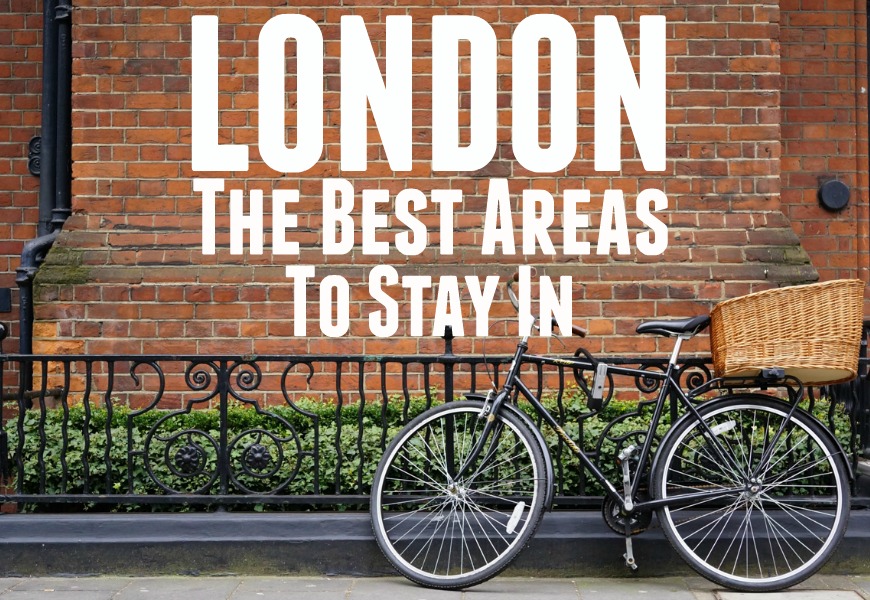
xmin=635 ymin=314 xmax=710 ymax=337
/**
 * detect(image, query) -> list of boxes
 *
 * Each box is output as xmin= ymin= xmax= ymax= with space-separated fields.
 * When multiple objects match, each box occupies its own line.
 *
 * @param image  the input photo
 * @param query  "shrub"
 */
xmin=2 ymin=389 xmax=851 ymax=511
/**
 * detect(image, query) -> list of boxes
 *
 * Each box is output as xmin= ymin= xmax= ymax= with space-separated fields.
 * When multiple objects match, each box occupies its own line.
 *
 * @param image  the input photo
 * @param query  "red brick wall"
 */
xmin=28 ymin=0 xmax=803 ymax=364
xmin=0 ymin=0 xmax=42 ymax=352
xmin=4 ymin=1 xmax=860 ymax=378
xmin=780 ymin=0 xmax=870 ymax=287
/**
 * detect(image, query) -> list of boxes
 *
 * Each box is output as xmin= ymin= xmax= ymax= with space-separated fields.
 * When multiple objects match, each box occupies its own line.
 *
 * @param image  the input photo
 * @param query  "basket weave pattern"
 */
xmin=710 ymin=279 xmax=865 ymax=385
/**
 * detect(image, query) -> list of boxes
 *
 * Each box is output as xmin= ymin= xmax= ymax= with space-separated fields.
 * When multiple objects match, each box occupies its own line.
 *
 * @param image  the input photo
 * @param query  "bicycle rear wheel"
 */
xmin=653 ymin=395 xmax=849 ymax=591
xmin=370 ymin=400 xmax=547 ymax=590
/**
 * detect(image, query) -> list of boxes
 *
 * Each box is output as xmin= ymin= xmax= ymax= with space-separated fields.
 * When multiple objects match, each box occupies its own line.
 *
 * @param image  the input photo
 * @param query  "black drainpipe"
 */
xmin=17 ymin=0 xmax=73 ymax=370
xmin=36 ymin=0 xmax=58 ymax=238
xmin=16 ymin=233 xmax=59 ymax=356
xmin=52 ymin=0 xmax=73 ymax=230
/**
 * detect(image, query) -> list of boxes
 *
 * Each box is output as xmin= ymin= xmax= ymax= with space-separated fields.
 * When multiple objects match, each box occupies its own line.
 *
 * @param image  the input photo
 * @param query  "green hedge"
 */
xmin=3 ymin=390 xmax=851 ymax=510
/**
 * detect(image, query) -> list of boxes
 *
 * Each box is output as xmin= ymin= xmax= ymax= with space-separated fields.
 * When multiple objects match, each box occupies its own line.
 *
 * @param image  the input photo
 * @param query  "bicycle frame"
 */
xmin=461 ymin=333 xmax=811 ymax=515
xmin=371 ymin=274 xmax=856 ymax=590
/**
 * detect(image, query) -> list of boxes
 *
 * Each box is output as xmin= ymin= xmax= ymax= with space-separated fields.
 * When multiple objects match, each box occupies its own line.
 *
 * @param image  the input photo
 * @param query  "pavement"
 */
xmin=0 ymin=575 xmax=868 ymax=600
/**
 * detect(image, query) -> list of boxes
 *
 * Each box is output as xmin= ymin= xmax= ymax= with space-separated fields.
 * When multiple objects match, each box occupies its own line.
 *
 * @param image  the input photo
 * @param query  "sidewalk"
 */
xmin=0 ymin=575 xmax=868 ymax=600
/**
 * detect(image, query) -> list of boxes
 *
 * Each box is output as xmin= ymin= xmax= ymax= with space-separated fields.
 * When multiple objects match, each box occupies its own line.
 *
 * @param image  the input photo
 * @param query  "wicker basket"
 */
xmin=710 ymin=279 xmax=865 ymax=385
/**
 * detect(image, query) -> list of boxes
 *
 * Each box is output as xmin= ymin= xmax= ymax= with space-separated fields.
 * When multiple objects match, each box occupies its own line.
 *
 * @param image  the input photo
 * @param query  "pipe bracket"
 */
xmin=55 ymin=2 xmax=72 ymax=21
xmin=27 ymin=137 xmax=40 ymax=177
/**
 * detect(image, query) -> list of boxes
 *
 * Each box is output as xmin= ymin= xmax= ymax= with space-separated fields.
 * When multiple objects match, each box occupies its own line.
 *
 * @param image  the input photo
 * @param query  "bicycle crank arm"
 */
xmin=623 ymin=535 xmax=638 ymax=571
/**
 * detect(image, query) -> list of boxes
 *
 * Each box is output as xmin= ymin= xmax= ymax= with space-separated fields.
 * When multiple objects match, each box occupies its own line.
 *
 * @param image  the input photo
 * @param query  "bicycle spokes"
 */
xmin=371 ymin=402 xmax=547 ymax=588
xmin=656 ymin=398 xmax=848 ymax=591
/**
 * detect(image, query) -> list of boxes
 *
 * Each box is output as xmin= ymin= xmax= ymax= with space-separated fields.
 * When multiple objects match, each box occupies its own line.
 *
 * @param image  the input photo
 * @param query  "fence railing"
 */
xmin=0 ymin=330 xmax=868 ymax=510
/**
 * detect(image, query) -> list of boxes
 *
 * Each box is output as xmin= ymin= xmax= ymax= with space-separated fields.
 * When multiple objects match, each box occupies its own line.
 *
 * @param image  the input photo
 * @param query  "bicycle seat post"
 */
xmin=668 ymin=333 xmax=694 ymax=366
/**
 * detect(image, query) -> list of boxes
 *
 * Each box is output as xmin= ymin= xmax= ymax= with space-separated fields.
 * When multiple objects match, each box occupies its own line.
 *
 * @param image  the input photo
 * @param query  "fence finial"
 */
xmin=441 ymin=325 xmax=454 ymax=356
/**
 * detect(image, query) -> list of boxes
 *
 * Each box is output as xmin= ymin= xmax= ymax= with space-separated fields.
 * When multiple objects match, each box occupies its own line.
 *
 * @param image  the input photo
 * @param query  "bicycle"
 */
xmin=369 ymin=271 xmax=852 ymax=592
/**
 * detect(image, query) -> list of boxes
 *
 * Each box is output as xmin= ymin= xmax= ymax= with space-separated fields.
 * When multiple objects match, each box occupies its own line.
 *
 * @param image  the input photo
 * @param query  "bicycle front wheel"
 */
xmin=370 ymin=400 xmax=547 ymax=590
xmin=653 ymin=395 xmax=849 ymax=591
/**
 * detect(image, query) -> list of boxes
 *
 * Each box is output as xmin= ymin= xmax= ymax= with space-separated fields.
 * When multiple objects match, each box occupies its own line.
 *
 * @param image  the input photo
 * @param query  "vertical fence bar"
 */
xmin=401 ymin=362 xmax=411 ymax=421
xmin=0 ymin=352 xmax=7 ymax=481
xmin=82 ymin=360 xmax=92 ymax=494
xmin=36 ymin=359 xmax=47 ymax=494
xmin=334 ymin=359 xmax=344 ymax=495
xmin=356 ymin=360 xmax=366 ymax=493
xmin=442 ymin=326 xmax=454 ymax=403
xmin=441 ymin=328 xmax=455 ymax=482
xmin=59 ymin=359 xmax=70 ymax=492
xmin=378 ymin=360 xmax=389 ymax=450
xmin=577 ymin=417 xmax=586 ymax=497
xmin=554 ymin=366 xmax=566 ymax=496
xmin=422 ymin=364 xmax=432 ymax=413
xmin=103 ymin=360 xmax=115 ymax=495
xmin=218 ymin=360 xmax=229 ymax=497
xmin=15 ymin=362 xmax=25 ymax=494
xmin=859 ymin=322 xmax=870 ymax=456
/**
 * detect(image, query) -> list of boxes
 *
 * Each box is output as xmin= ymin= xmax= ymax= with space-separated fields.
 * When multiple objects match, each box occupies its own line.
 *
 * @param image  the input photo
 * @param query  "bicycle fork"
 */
xmin=448 ymin=342 xmax=529 ymax=484
xmin=447 ymin=390 xmax=505 ymax=484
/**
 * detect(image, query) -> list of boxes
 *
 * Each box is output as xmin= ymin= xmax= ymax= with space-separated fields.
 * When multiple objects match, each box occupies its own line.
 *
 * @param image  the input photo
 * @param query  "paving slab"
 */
xmin=8 ymin=578 xmax=129 ymax=592
xmin=0 ymin=578 xmax=125 ymax=600
xmin=456 ymin=577 xmax=579 ymax=599
xmin=111 ymin=577 xmax=240 ymax=600
xmin=717 ymin=592 xmax=862 ymax=600
xmin=232 ymin=577 xmax=352 ymax=599
xmin=349 ymin=577 xmax=466 ymax=599
xmin=1 ymin=577 xmax=127 ymax=599
xmin=575 ymin=577 xmax=695 ymax=600
xmin=1 ymin=594 xmax=116 ymax=600
xmin=803 ymin=575 xmax=869 ymax=593
xmin=0 ymin=583 xmax=21 ymax=594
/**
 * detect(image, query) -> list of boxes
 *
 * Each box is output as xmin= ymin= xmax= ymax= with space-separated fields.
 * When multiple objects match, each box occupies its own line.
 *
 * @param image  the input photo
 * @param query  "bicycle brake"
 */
xmin=478 ymin=389 xmax=496 ymax=419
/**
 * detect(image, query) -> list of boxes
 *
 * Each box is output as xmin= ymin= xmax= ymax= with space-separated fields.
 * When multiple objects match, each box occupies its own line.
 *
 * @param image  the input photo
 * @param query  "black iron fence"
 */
xmin=0 ymin=330 xmax=868 ymax=510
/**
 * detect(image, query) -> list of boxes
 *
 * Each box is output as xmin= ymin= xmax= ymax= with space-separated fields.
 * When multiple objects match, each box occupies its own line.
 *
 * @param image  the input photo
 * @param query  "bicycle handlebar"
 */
xmin=558 ymin=318 xmax=588 ymax=338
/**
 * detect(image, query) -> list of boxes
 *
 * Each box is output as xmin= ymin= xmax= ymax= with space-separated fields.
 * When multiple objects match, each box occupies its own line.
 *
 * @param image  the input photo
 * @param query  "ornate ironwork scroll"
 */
xmin=0 ymin=342 xmax=865 ymax=509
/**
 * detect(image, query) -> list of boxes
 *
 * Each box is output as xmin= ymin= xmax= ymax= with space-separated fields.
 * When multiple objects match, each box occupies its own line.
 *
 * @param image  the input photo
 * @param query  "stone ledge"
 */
xmin=0 ymin=510 xmax=867 ymax=578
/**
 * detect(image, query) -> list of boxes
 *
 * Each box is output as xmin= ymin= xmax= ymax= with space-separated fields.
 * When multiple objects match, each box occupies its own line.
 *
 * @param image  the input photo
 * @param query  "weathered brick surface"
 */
xmin=780 ymin=0 xmax=869 ymax=285
xmin=0 ymin=2 xmax=866 ymax=382
xmin=0 ymin=0 xmax=42 ymax=352
xmin=32 ymin=0 xmax=811 ymax=360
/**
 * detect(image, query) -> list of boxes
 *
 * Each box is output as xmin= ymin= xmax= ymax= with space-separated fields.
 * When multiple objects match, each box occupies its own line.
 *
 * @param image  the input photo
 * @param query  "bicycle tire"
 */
xmin=652 ymin=395 xmax=850 ymax=591
xmin=370 ymin=400 xmax=547 ymax=589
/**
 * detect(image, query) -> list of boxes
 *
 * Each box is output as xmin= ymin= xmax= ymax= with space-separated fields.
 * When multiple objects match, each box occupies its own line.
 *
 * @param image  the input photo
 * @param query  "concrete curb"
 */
xmin=0 ymin=510 xmax=868 ymax=578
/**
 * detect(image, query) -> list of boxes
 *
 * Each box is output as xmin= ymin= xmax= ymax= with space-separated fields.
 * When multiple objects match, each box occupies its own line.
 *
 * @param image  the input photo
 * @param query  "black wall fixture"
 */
xmin=0 ymin=289 xmax=11 ymax=313
xmin=818 ymin=179 xmax=850 ymax=212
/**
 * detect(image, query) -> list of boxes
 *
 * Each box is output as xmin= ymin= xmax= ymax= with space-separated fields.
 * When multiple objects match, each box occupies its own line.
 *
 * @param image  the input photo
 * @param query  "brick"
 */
xmin=1 ymin=0 xmax=863 ymax=383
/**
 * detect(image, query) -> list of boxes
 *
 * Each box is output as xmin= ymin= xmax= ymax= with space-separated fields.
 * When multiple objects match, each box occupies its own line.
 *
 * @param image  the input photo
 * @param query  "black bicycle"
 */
xmin=370 ymin=273 xmax=851 ymax=592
